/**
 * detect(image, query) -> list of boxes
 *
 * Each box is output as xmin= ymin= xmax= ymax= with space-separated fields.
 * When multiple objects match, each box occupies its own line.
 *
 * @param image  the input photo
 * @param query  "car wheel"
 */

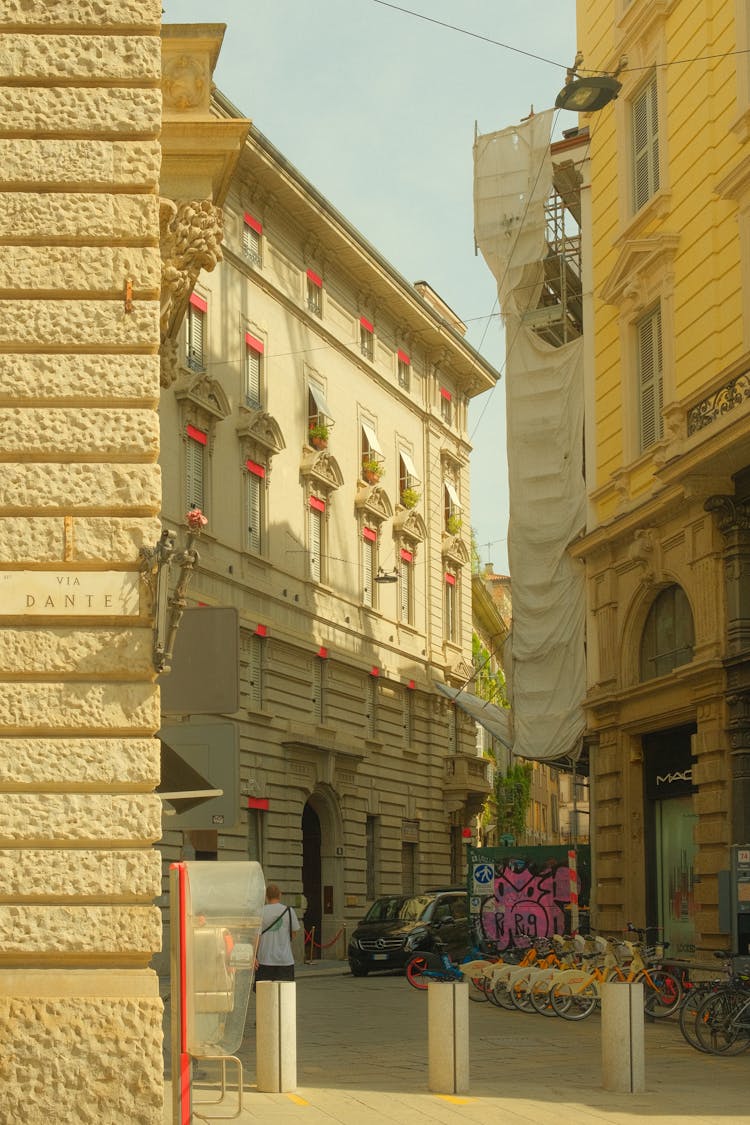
xmin=349 ymin=962 xmax=369 ymax=977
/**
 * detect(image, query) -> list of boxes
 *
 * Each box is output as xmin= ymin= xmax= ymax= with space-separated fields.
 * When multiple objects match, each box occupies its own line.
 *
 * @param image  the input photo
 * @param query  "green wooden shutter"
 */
xmin=633 ymin=74 xmax=659 ymax=211
xmin=186 ymin=435 xmax=205 ymax=510
xmin=638 ymin=306 xmax=663 ymax=451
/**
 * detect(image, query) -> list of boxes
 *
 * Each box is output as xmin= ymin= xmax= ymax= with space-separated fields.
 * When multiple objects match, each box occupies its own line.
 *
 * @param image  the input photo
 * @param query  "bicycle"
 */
xmin=405 ymin=941 xmax=500 ymax=1001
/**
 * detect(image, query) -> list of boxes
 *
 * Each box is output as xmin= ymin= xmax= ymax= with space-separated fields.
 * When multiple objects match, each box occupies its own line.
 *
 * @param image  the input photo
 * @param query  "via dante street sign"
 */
xmin=0 ymin=571 xmax=140 ymax=616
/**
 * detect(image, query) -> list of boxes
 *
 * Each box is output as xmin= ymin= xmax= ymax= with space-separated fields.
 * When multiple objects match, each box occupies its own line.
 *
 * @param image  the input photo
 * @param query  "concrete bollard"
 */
xmin=256 ymin=980 xmax=297 ymax=1092
xmin=601 ymin=982 xmax=645 ymax=1093
xmin=428 ymin=981 xmax=469 ymax=1095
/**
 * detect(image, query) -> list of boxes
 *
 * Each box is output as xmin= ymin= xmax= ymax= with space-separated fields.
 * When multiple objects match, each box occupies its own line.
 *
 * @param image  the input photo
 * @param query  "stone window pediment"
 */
xmin=393 ymin=508 xmax=426 ymax=544
xmin=175 ymin=374 xmax=230 ymax=451
xmin=447 ymin=657 xmax=474 ymax=685
xmin=442 ymin=534 xmax=470 ymax=568
xmin=300 ymin=448 xmax=344 ymax=494
xmin=600 ymin=233 xmax=679 ymax=310
xmin=355 ymin=482 xmax=393 ymax=524
xmin=236 ymin=408 xmax=285 ymax=460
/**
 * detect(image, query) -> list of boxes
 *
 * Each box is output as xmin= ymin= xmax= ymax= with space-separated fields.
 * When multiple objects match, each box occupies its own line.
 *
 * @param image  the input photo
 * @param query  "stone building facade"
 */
xmin=573 ymin=0 xmax=750 ymax=956
xmin=157 ymin=91 xmax=498 ymax=956
xmin=0 ymin=9 xmax=246 ymax=1122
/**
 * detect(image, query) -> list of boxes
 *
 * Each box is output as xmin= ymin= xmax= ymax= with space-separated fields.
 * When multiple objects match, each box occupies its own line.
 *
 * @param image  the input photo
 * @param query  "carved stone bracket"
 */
xmin=705 ymin=495 xmax=750 ymax=537
xmin=160 ymin=197 xmax=225 ymax=387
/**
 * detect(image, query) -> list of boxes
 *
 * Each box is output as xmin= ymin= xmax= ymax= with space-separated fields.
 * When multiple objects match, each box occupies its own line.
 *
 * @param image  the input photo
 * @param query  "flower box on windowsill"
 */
xmin=362 ymin=459 xmax=383 ymax=485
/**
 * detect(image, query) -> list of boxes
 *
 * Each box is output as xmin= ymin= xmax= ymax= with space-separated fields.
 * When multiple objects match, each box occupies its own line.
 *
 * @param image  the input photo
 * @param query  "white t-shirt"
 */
xmin=257 ymin=902 xmax=300 ymax=966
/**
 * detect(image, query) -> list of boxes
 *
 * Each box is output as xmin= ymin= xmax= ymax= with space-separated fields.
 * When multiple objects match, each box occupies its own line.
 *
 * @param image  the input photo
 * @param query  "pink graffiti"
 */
xmin=480 ymin=861 xmax=577 ymax=951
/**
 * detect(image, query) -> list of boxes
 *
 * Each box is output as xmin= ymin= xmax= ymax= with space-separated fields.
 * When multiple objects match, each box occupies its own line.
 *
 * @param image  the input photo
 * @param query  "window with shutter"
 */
xmin=440 ymin=386 xmax=453 ymax=425
xmin=185 ymin=428 xmax=206 ymax=511
xmin=366 ymin=675 xmax=378 ymax=739
xmin=360 ymin=316 xmax=374 ymax=360
xmin=186 ymin=294 xmax=206 ymax=371
xmin=397 ymin=349 xmax=410 ymax=390
xmin=240 ymin=630 xmax=263 ymax=711
xmin=312 ymin=657 xmax=324 ymax=723
xmin=246 ymin=461 xmax=264 ymax=553
xmin=637 ymin=305 xmax=663 ymax=452
xmin=362 ymin=527 xmax=377 ymax=607
xmin=403 ymin=687 xmax=414 ymax=745
xmin=245 ymin=333 xmax=263 ymax=408
xmin=306 ymin=269 xmax=322 ymax=316
xmin=242 ymin=214 xmax=262 ymax=266
xmin=445 ymin=571 xmax=458 ymax=642
xmin=399 ymin=549 xmax=413 ymax=625
xmin=308 ymin=498 xmax=324 ymax=582
xmin=632 ymin=73 xmax=659 ymax=212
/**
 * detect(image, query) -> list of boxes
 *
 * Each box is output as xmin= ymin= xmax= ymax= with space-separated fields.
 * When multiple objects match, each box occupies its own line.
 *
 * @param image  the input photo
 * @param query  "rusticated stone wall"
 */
xmin=0 ymin=2 xmax=164 ymax=1122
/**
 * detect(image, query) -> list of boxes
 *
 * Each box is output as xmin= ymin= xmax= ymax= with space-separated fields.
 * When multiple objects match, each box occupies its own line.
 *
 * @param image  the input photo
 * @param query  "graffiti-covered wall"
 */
xmin=468 ymin=846 xmax=591 ymax=950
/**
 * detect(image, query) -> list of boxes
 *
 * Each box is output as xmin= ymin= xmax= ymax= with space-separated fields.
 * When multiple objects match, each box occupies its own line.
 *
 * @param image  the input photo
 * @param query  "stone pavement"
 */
xmin=164 ymin=961 xmax=749 ymax=1124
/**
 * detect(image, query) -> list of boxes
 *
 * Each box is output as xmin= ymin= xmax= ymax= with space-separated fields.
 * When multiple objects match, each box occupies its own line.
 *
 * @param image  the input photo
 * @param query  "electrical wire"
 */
xmin=368 ymin=0 xmax=750 ymax=80
xmin=368 ymin=0 xmax=568 ymax=71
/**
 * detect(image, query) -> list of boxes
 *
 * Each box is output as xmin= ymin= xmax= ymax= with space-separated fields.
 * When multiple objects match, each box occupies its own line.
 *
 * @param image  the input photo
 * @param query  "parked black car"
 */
xmin=347 ymin=889 xmax=470 ymax=976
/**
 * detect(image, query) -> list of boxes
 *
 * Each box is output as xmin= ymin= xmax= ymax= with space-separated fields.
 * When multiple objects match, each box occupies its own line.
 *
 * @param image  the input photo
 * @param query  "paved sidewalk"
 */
xmin=164 ymin=962 xmax=749 ymax=1124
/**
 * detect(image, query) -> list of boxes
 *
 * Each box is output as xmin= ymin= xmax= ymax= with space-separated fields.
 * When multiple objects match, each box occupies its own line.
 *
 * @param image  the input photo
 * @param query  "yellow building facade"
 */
xmin=573 ymin=0 xmax=750 ymax=955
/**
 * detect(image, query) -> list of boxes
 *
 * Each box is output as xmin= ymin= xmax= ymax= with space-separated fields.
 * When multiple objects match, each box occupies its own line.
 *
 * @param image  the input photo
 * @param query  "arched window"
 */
xmin=639 ymin=584 xmax=694 ymax=681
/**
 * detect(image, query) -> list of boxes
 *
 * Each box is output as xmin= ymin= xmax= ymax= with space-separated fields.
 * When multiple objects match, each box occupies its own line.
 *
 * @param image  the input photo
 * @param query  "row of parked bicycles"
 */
xmin=404 ymin=925 xmax=750 ymax=1055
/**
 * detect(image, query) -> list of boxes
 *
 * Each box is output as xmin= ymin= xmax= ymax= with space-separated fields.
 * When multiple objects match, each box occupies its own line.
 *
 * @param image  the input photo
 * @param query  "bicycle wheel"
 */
xmin=491 ymin=979 xmax=517 ymax=1010
xmin=509 ymin=979 xmax=535 ymax=1012
xmin=679 ymin=984 xmax=716 ymax=1052
xmin=550 ymin=980 xmax=598 ymax=1020
xmin=529 ymin=981 xmax=558 ymax=1017
xmin=405 ymin=954 xmax=431 ymax=991
xmin=468 ymin=973 xmax=490 ymax=1002
xmin=695 ymin=990 xmax=750 ymax=1055
xmin=640 ymin=968 xmax=683 ymax=1019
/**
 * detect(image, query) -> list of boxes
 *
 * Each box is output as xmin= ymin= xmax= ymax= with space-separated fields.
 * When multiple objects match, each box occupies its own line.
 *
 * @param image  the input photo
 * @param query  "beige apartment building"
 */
xmin=157 ymin=89 xmax=498 ymax=955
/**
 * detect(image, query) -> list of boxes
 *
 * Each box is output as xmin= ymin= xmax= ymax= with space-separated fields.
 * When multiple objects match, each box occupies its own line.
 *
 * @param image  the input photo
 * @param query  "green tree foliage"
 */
xmin=494 ymin=761 xmax=533 ymax=840
xmin=472 ymin=633 xmax=506 ymax=705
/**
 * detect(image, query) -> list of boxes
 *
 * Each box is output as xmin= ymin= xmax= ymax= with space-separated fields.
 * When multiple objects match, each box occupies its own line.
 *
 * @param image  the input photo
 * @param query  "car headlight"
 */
xmin=404 ymin=929 xmax=428 ymax=951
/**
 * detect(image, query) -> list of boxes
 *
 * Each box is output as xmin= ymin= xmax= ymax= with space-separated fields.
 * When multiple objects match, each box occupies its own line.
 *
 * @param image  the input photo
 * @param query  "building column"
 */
xmin=705 ymin=495 xmax=750 ymax=842
xmin=0 ymin=4 xmax=164 ymax=1122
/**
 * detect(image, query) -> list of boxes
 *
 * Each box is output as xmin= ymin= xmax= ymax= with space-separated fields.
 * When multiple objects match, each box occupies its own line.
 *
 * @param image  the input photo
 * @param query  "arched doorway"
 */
xmin=302 ymin=786 xmax=344 ymax=960
xmin=302 ymin=802 xmax=322 ymax=960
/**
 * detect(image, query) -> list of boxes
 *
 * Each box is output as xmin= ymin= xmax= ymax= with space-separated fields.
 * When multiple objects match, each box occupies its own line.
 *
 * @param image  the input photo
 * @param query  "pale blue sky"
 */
xmin=163 ymin=0 xmax=578 ymax=573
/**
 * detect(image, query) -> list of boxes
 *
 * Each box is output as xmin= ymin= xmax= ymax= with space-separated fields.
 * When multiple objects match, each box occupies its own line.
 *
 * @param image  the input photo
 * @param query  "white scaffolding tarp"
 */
xmin=433 ymin=682 xmax=513 ymax=750
xmin=473 ymin=112 xmax=586 ymax=763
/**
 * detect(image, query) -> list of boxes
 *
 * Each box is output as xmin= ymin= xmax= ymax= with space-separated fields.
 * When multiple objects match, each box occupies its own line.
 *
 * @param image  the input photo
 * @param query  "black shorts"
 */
xmin=254 ymin=963 xmax=295 ymax=985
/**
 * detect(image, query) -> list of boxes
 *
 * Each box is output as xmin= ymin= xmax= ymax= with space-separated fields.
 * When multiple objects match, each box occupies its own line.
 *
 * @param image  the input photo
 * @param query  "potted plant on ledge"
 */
xmin=400 ymin=486 xmax=420 ymax=509
xmin=308 ymin=422 xmax=329 ymax=450
xmin=446 ymin=513 xmax=462 ymax=536
xmin=362 ymin=458 xmax=383 ymax=485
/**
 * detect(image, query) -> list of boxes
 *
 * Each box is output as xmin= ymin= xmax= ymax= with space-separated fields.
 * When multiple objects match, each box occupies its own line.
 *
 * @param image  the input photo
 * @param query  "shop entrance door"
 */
xmin=655 ymin=796 xmax=698 ymax=955
xmin=643 ymin=725 xmax=697 ymax=955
